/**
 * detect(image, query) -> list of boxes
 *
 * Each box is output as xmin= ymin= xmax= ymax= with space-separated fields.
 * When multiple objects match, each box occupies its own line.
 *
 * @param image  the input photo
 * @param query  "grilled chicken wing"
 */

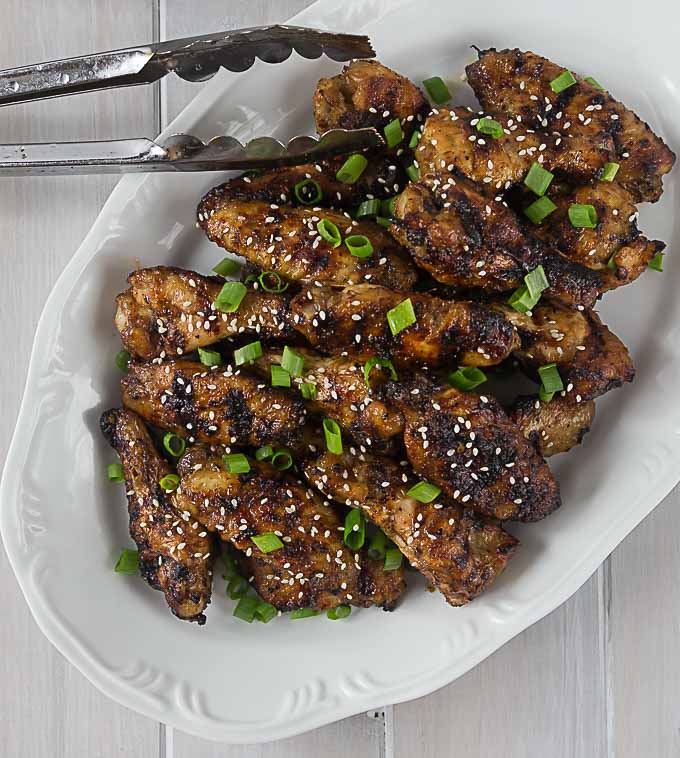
xmin=253 ymin=347 xmax=404 ymax=454
xmin=510 ymin=394 xmax=596 ymax=456
xmin=385 ymin=377 xmax=561 ymax=522
xmin=121 ymin=359 xmax=306 ymax=448
xmin=197 ymin=194 xmax=417 ymax=290
xmin=392 ymin=180 xmax=601 ymax=308
xmin=303 ymin=449 xmax=518 ymax=606
xmin=466 ymin=48 xmax=676 ymax=202
xmin=100 ymin=408 xmax=215 ymax=623
xmin=174 ymin=447 xmax=405 ymax=611
xmin=115 ymin=266 xmax=294 ymax=360
xmin=290 ymin=283 xmax=519 ymax=369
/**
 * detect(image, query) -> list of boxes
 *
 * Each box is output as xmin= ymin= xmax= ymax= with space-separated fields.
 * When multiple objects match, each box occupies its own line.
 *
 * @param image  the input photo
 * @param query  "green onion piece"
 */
xmin=323 ymin=418 xmax=343 ymax=455
xmin=476 ymin=117 xmax=503 ymax=139
xmin=550 ymin=70 xmax=577 ymax=93
xmin=406 ymin=163 xmax=421 ymax=182
xmin=221 ymin=550 xmax=239 ymax=580
xmin=423 ymin=76 xmax=451 ymax=104
xmin=381 ymin=197 xmax=397 ymax=217
xmin=214 ymin=281 xmax=247 ymax=313
xmin=507 ymin=284 xmax=535 ymax=313
xmin=270 ymin=364 xmax=291 ymax=387
xmin=299 ymin=382 xmax=317 ymax=400
xmin=384 ymin=118 xmax=404 ymax=148
xmin=327 ymin=605 xmax=352 ymax=620
xmin=212 ymin=257 xmax=241 ymax=277
xmin=114 ymin=548 xmax=139 ymax=575
xmin=227 ymin=575 xmax=249 ymax=599
xmin=234 ymin=340 xmax=262 ymax=366
xmin=584 ymin=75 xmax=605 ymax=90
xmin=367 ymin=530 xmax=389 ymax=560
xmin=198 ymin=347 xmax=221 ymax=367
xmin=606 ymin=252 xmax=618 ymax=270
xmin=538 ymin=386 xmax=555 ymax=403
xmin=223 ymin=453 xmax=251 ymax=474
xmin=233 ymin=595 xmax=259 ymax=623
xmin=251 ymin=532 xmax=284 ymax=554
xmin=525 ymin=265 xmax=549 ymax=299
xmin=345 ymin=234 xmax=374 ymax=258
xmin=162 ymin=432 xmax=186 ymax=458
xmin=294 ymin=178 xmax=323 ymax=205
xmin=524 ymin=162 xmax=554 ymax=196
xmin=255 ymin=445 xmax=273 ymax=462
xmin=524 ymin=196 xmax=557 ymax=224
xmin=408 ymin=129 xmax=421 ymax=149
xmin=386 ymin=297 xmax=416 ymax=336
xmin=107 ymin=463 xmax=125 ymax=482
xmin=115 ymin=349 xmax=131 ymax=373
xmin=376 ymin=216 xmax=393 ymax=228
xmin=538 ymin=363 xmax=564 ymax=394
xmin=648 ymin=252 xmax=664 ymax=272
xmin=271 ymin=449 xmax=293 ymax=471
xmin=448 ymin=366 xmax=487 ymax=391
xmin=255 ymin=602 xmax=277 ymax=623
xmin=316 ymin=218 xmax=342 ymax=248
xmin=364 ymin=357 xmax=398 ymax=386
xmin=336 ymin=154 xmax=368 ymax=184
xmin=407 ymin=480 xmax=442 ymax=503
xmin=344 ymin=508 xmax=366 ymax=550
xmin=258 ymin=271 xmax=289 ymax=293
xmin=281 ymin=346 xmax=304 ymax=377
xmin=356 ymin=199 xmax=382 ymax=217
xmin=290 ymin=608 xmax=320 ymax=620
xmin=568 ymin=203 xmax=598 ymax=228
xmin=244 ymin=274 xmax=259 ymax=285
xmin=601 ymin=162 xmax=620 ymax=182
xmin=159 ymin=473 xmax=180 ymax=491
xmin=384 ymin=547 xmax=403 ymax=571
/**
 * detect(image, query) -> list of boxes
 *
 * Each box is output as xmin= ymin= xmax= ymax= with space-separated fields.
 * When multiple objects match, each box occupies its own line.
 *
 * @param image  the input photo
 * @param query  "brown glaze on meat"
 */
xmin=303 ymin=449 xmax=518 ymax=606
xmin=386 ymin=376 xmax=561 ymax=522
xmin=99 ymin=408 xmax=215 ymax=624
xmin=466 ymin=48 xmax=676 ymax=202
xmin=115 ymin=266 xmax=294 ymax=360
xmin=290 ymin=283 xmax=520 ymax=370
xmin=174 ymin=447 xmax=405 ymax=611
xmin=121 ymin=359 xmax=306 ymax=448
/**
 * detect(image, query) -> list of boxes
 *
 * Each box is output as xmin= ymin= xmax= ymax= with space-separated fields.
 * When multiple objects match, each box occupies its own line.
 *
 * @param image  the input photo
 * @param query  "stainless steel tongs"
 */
xmin=0 ymin=25 xmax=384 ymax=176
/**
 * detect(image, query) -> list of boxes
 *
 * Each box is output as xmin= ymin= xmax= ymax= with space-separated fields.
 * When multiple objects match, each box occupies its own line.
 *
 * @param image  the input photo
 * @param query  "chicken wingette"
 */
xmin=100 ymin=408 xmax=215 ymax=624
xmin=303 ymin=449 xmax=518 ymax=606
xmin=121 ymin=359 xmax=306 ymax=448
xmin=174 ymin=447 xmax=405 ymax=611
xmin=290 ymin=283 xmax=520 ymax=370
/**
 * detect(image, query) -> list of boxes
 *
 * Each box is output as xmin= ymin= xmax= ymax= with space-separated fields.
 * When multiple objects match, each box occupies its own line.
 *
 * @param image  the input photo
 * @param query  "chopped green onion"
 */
xmin=323 ymin=418 xmax=343 ymax=455
xmin=538 ymin=363 xmax=564 ymax=394
xmin=367 ymin=530 xmax=389 ymax=560
xmin=406 ymin=163 xmax=421 ymax=182
xmin=384 ymin=547 xmax=403 ymax=571
xmin=550 ymin=70 xmax=577 ymax=93
xmin=584 ymin=76 xmax=604 ymax=91
xmin=538 ymin=386 xmax=555 ymax=403
xmin=299 ymin=382 xmax=317 ymax=400
xmin=114 ymin=548 xmax=139 ymax=575
xmin=408 ymin=129 xmax=421 ymax=149
xmin=270 ymin=364 xmax=291 ymax=387
xmin=336 ymin=154 xmax=368 ymax=184
xmin=223 ymin=453 xmax=251 ymax=474
xmin=221 ymin=551 xmax=239 ymax=580
xmin=525 ymin=265 xmax=549 ymax=299
xmin=648 ymin=252 xmax=664 ymax=272
xmin=115 ymin=349 xmax=131 ymax=373
xmin=281 ymin=346 xmax=304 ymax=377
xmin=407 ymin=480 xmax=441 ymax=503
xmin=290 ymin=608 xmax=320 ymax=620
xmin=384 ymin=118 xmax=404 ymax=148
xmin=568 ymin=203 xmax=598 ymax=229
xmin=327 ymin=605 xmax=352 ymax=620
xmin=233 ymin=595 xmax=259 ymax=623
xmin=344 ymin=508 xmax=366 ymax=550
xmin=524 ymin=162 xmax=554 ymax=196
xmin=244 ymin=274 xmax=259 ymax=285
xmin=381 ymin=197 xmax=397 ymax=217
xmin=271 ymin=449 xmax=293 ymax=471
xmin=376 ymin=216 xmax=393 ymax=228
xmin=227 ymin=575 xmax=249 ymax=599
xmin=234 ymin=340 xmax=262 ymax=366
xmin=258 ymin=271 xmax=289 ymax=293
xmin=386 ymin=297 xmax=416 ymax=336
xmin=476 ymin=117 xmax=503 ymax=139
xmin=107 ymin=463 xmax=125 ymax=482
xmin=212 ymin=257 xmax=241 ymax=277
xmin=423 ymin=76 xmax=451 ymax=104
xmin=214 ymin=281 xmax=247 ymax=313
xmin=255 ymin=445 xmax=273 ymax=462
xmin=364 ymin=357 xmax=398 ymax=386
xmin=606 ymin=252 xmax=618 ymax=270
xmin=448 ymin=366 xmax=487 ymax=391
xmin=162 ymin=432 xmax=186 ymax=458
xmin=294 ymin=178 xmax=323 ymax=205
xmin=197 ymin=347 xmax=221 ymax=367
xmin=356 ymin=199 xmax=382 ymax=218
xmin=345 ymin=234 xmax=374 ymax=258
xmin=316 ymin=218 xmax=342 ymax=248
xmin=507 ymin=284 xmax=534 ymax=313
xmin=159 ymin=473 xmax=180 ymax=491
xmin=601 ymin=162 xmax=620 ymax=182
xmin=251 ymin=532 xmax=284 ymax=554
xmin=524 ymin=196 xmax=557 ymax=224
xmin=255 ymin=602 xmax=277 ymax=623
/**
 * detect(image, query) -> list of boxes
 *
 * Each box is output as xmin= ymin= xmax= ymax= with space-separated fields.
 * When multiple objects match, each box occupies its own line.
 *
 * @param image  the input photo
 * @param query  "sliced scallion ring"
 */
xmin=251 ymin=532 xmax=284 ymax=553
xmin=115 ymin=349 xmax=131 ymax=373
xmin=281 ymin=346 xmax=304 ymax=377
xmin=214 ymin=281 xmax=247 ymax=312
xmin=159 ymin=473 xmax=180 ymax=491
xmin=538 ymin=363 xmax=564 ymax=394
xmin=384 ymin=118 xmax=404 ymax=148
xmin=294 ymin=178 xmax=323 ymax=205
xmin=406 ymin=480 xmax=441 ymax=503
xmin=343 ymin=508 xmax=366 ymax=550
xmin=423 ymin=76 xmax=451 ymax=104
xmin=223 ymin=453 xmax=251 ymax=474
xmin=364 ymin=357 xmax=398 ymax=386
xmin=336 ymin=154 xmax=368 ymax=184
xmin=345 ymin=234 xmax=374 ymax=258
xmin=327 ymin=605 xmax=351 ymax=620
xmin=271 ymin=449 xmax=293 ymax=471
xmin=234 ymin=340 xmax=262 ymax=366
xmin=107 ymin=463 xmax=125 ymax=482
xmin=258 ymin=271 xmax=289 ymax=293
xmin=476 ymin=117 xmax=503 ymax=139
xmin=270 ymin=364 xmax=291 ymax=387
xmin=386 ymin=297 xmax=416 ymax=336
xmin=197 ymin=347 xmax=221 ymax=367
xmin=323 ymin=418 xmax=343 ymax=455
xmin=550 ymin=70 xmax=577 ymax=93
xmin=163 ymin=432 xmax=186 ymax=458
xmin=114 ymin=548 xmax=139 ymax=575
xmin=568 ymin=203 xmax=598 ymax=229
xmin=212 ymin=257 xmax=241 ymax=277
xmin=448 ymin=366 xmax=487 ymax=391
xmin=383 ymin=547 xmax=403 ymax=571
xmin=316 ymin=218 xmax=342 ymax=248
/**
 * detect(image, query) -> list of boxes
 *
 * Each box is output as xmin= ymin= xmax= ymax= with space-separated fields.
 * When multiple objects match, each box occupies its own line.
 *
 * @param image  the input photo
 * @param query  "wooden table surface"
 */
xmin=1 ymin=2 xmax=678 ymax=756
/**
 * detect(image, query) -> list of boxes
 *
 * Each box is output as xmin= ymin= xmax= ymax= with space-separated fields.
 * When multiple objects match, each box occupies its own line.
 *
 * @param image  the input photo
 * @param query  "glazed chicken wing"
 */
xmin=303 ymin=449 xmax=518 ymax=606
xmin=100 ymin=408 xmax=215 ymax=624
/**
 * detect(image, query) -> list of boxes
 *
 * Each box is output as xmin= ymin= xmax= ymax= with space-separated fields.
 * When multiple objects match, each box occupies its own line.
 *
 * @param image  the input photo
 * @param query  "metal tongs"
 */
xmin=0 ymin=25 xmax=384 ymax=176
